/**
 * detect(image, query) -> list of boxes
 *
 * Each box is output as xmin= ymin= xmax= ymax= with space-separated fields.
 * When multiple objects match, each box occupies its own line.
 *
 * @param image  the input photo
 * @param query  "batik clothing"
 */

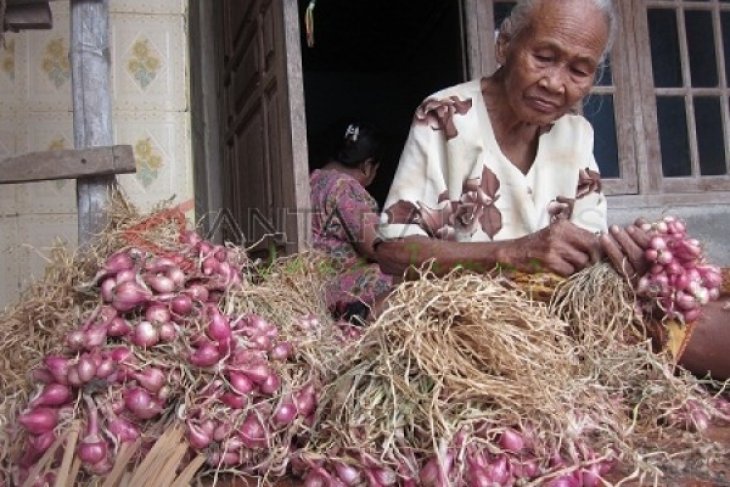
xmin=310 ymin=169 xmax=393 ymax=311
xmin=378 ymin=78 xmax=608 ymax=243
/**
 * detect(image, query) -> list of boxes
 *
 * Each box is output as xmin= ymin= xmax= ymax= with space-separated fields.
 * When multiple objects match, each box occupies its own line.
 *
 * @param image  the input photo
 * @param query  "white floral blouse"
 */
xmin=378 ymin=78 xmax=608 ymax=243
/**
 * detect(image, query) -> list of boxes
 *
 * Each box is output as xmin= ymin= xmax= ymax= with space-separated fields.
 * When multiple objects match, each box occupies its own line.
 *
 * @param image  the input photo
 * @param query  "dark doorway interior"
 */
xmin=299 ymin=0 xmax=467 ymax=206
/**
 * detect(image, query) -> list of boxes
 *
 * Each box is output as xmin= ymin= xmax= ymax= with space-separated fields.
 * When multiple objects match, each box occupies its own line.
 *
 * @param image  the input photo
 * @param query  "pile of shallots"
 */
xmin=294 ymin=427 xmax=618 ymax=487
xmin=12 ymin=232 xmax=323 ymax=485
xmin=636 ymin=216 xmax=723 ymax=322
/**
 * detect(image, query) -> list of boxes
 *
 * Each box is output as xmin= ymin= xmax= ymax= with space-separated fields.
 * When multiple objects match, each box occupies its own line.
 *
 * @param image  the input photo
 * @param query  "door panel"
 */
xmin=219 ymin=0 xmax=310 ymax=255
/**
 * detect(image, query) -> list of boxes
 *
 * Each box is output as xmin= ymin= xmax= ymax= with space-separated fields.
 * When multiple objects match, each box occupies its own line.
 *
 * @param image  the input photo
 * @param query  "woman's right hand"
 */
xmin=600 ymin=218 xmax=652 ymax=284
xmin=508 ymin=219 xmax=603 ymax=276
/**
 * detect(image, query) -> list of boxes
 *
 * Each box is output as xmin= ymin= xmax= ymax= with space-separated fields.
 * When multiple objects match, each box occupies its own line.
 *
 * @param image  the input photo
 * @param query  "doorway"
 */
xmin=190 ymin=0 xmax=480 ymax=252
xmin=299 ymin=0 xmax=467 ymax=205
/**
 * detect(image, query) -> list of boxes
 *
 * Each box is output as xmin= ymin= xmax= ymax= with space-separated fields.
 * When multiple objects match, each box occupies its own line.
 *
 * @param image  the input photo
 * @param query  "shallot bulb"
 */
xmin=132 ymin=367 xmax=166 ymax=393
xmin=107 ymin=414 xmax=140 ymax=442
xmin=185 ymin=284 xmax=209 ymax=303
xmin=498 ymin=428 xmax=525 ymax=453
xmin=30 ymin=384 xmax=72 ymax=408
xmin=206 ymin=307 xmax=232 ymax=343
xmin=187 ymin=420 xmax=212 ymax=450
xmin=18 ymin=407 xmax=58 ymax=435
xmin=132 ymin=321 xmax=159 ymax=348
xmin=273 ymin=399 xmax=298 ymax=426
xmin=112 ymin=281 xmax=152 ymax=312
xmin=124 ymin=387 xmax=162 ymax=420
xmin=144 ymin=304 xmax=171 ymax=324
xmin=44 ymin=355 xmax=70 ymax=385
xmin=239 ymin=413 xmax=267 ymax=449
xmin=104 ymin=251 xmax=135 ymax=274
xmin=107 ymin=317 xmax=132 ymax=337
xmin=78 ymin=396 xmax=107 ymax=466
xmin=158 ymin=322 xmax=179 ymax=342
xmin=145 ymin=274 xmax=176 ymax=294
xmin=189 ymin=342 xmax=222 ymax=367
xmin=170 ymin=294 xmax=194 ymax=316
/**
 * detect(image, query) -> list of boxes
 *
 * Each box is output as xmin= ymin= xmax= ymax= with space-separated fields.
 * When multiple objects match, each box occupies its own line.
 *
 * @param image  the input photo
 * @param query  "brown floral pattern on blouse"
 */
xmin=414 ymin=96 xmax=473 ymax=140
xmin=383 ymin=166 xmax=503 ymax=240
xmin=576 ymin=168 xmax=602 ymax=199
xmin=384 ymin=200 xmax=419 ymax=227
xmin=547 ymin=196 xmax=576 ymax=222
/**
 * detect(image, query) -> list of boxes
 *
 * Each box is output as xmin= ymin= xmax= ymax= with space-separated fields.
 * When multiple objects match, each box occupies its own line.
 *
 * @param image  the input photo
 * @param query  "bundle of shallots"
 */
xmin=636 ymin=216 xmax=723 ymax=323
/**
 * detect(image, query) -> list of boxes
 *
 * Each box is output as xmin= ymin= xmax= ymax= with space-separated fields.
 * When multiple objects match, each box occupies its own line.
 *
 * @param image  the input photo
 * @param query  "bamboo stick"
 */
xmin=66 ymin=457 xmax=82 ymax=487
xmin=22 ymin=432 xmax=65 ymax=487
xmin=171 ymin=454 xmax=206 ymax=487
xmin=101 ymin=439 xmax=142 ymax=487
xmin=52 ymin=422 xmax=80 ymax=487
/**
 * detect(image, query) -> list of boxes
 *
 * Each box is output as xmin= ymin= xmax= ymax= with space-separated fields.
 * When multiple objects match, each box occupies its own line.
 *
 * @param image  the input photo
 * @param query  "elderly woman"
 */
xmin=376 ymin=0 xmax=730 ymax=379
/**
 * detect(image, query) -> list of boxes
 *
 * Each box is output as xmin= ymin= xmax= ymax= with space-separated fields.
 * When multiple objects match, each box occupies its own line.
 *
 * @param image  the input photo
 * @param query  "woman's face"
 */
xmin=497 ymin=0 xmax=609 ymax=126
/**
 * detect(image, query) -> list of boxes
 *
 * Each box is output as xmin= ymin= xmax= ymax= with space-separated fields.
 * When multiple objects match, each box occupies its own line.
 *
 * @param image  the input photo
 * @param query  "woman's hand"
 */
xmin=600 ymin=218 xmax=652 ymax=283
xmin=510 ymin=219 xmax=603 ymax=277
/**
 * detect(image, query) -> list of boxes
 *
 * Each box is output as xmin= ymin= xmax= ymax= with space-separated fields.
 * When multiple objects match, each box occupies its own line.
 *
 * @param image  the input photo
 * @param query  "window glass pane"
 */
xmin=685 ymin=10 xmax=718 ymax=87
xmin=648 ymin=9 xmax=683 ymax=88
xmin=656 ymin=97 xmax=691 ymax=177
xmin=583 ymin=95 xmax=619 ymax=178
xmin=595 ymin=59 xmax=613 ymax=86
xmin=695 ymin=97 xmax=727 ymax=175
xmin=722 ymin=12 xmax=730 ymax=82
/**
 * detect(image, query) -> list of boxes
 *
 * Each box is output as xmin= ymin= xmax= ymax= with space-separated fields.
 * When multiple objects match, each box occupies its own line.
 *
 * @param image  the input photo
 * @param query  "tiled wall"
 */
xmin=0 ymin=0 xmax=191 ymax=308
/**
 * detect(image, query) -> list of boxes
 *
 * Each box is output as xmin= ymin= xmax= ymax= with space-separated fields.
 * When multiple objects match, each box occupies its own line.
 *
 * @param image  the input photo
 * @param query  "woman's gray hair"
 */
xmin=499 ymin=0 xmax=618 ymax=63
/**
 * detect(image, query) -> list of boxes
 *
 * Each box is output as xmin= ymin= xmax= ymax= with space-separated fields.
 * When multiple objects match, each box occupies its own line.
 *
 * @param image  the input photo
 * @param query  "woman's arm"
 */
xmin=678 ymin=297 xmax=730 ymax=381
xmin=376 ymin=219 xmax=602 ymax=278
xmin=352 ymin=215 xmax=380 ymax=262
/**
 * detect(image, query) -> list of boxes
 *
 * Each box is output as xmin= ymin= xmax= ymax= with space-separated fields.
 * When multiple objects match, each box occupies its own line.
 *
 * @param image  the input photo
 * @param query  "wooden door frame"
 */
xmin=464 ymin=0 xmax=496 ymax=78
xmin=189 ymin=0 xmax=224 ymax=240
xmin=279 ymin=0 xmax=311 ymax=253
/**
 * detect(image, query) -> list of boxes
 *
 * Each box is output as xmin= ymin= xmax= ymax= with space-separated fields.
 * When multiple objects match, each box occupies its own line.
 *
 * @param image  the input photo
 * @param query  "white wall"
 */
xmin=0 ymin=0 xmax=192 ymax=308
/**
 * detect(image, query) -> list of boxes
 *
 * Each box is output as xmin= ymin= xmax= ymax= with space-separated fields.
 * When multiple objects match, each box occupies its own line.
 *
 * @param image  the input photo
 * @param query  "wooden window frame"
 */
xmin=634 ymin=0 xmax=730 ymax=196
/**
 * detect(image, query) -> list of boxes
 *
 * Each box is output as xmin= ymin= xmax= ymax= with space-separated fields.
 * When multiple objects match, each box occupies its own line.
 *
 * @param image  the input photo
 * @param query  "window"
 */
xmin=488 ymin=0 xmax=730 ymax=201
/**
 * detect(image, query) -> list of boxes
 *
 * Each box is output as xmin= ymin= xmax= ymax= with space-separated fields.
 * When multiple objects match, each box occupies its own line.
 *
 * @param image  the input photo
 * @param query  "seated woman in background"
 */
xmin=310 ymin=121 xmax=393 ymax=322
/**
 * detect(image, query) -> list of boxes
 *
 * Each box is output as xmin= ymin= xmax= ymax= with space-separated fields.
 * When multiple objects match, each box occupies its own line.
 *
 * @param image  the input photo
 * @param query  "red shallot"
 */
xmin=112 ymin=281 xmax=152 ymax=312
xmin=132 ymin=321 xmax=159 ymax=348
xmin=78 ymin=396 xmax=108 ymax=465
xmin=19 ymin=407 xmax=58 ymax=435
xmin=30 ymin=384 xmax=71 ymax=408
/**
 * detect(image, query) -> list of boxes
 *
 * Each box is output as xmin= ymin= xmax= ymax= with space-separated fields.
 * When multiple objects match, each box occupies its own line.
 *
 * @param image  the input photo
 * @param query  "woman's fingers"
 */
xmin=609 ymin=225 xmax=647 ymax=276
xmin=555 ymin=220 xmax=603 ymax=263
xmin=600 ymin=233 xmax=637 ymax=280
xmin=634 ymin=217 xmax=650 ymax=228
xmin=626 ymin=224 xmax=651 ymax=250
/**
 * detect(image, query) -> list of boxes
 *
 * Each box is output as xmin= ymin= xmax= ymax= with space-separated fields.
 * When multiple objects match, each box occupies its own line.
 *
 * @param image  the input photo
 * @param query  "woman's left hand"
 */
xmin=600 ymin=218 xmax=652 ymax=283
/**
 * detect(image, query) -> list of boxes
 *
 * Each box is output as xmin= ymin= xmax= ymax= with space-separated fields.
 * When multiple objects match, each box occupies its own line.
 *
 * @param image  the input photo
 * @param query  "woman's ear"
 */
xmin=495 ymin=29 xmax=511 ymax=67
xmin=360 ymin=158 xmax=378 ymax=185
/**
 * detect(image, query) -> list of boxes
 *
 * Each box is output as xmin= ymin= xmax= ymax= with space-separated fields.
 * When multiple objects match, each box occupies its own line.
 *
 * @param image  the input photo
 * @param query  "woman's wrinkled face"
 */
xmin=497 ymin=0 xmax=609 ymax=125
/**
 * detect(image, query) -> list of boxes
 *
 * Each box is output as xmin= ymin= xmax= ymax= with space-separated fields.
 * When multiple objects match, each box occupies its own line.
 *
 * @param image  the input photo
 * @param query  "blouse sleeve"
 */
xmin=377 ymin=121 xmax=443 ymax=241
xmin=377 ymin=93 xmax=476 ymax=241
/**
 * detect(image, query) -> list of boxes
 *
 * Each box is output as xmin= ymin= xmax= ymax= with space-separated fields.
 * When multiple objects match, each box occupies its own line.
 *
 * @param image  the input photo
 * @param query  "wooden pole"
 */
xmin=70 ymin=0 xmax=115 ymax=245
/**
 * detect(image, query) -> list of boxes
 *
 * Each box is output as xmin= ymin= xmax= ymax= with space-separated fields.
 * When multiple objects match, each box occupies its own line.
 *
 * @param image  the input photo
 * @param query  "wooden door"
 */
xmin=219 ymin=0 xmax=310 ymax=256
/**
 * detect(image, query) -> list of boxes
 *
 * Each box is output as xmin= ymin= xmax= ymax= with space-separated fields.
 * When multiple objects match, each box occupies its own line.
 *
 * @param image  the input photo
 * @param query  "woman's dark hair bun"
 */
xmin=331 ymin=120 xmax=383 ymax=169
